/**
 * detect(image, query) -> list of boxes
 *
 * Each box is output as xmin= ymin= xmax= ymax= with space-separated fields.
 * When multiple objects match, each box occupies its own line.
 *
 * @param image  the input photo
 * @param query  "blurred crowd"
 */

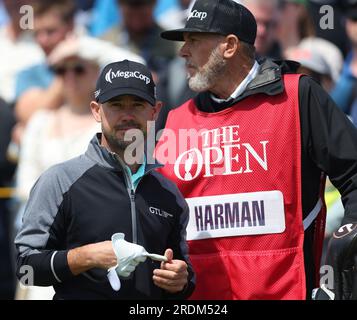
xmin=0 ymin=0 xmax=357 ymax=299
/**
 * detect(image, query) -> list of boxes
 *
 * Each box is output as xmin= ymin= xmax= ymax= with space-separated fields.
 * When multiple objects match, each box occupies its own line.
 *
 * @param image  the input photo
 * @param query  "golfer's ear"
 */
xmin=152 ymin=101 xmax=163 ymax=121
xmin=90 ymin=101 xmax=101 ymax=122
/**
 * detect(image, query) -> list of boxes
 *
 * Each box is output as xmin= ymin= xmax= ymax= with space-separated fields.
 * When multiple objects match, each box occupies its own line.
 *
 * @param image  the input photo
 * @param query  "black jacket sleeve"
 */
xmin=299 ymin=76 xmax=357 ymax=224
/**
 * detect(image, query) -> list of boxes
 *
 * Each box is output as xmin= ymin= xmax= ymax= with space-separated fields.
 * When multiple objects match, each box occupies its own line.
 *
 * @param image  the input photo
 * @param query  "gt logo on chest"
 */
xmin=149 ymin=207 xmax=173 ymax=219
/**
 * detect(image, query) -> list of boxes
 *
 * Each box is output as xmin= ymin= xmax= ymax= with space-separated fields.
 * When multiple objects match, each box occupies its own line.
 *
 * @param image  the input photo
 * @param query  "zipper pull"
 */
xmin=130 ymin=189 xmax=135 ymax=201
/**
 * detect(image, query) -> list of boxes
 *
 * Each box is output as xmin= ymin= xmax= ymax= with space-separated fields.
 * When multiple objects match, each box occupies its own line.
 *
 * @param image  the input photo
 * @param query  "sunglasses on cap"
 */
xmin=51 ymin=64 xmax=87 ymax=76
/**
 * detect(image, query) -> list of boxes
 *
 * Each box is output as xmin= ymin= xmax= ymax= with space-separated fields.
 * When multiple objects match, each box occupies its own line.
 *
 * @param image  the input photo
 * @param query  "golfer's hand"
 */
xmin=88 ymin=241 xmax=118 ymax=269
xmin=68 ymin=241 xmax=117 ymax=275
xmin=153 ymin=249 xmax=188 ymax=293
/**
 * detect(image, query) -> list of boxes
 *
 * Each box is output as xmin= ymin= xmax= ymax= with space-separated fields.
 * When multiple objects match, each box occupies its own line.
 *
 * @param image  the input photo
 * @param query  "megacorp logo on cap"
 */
xmin=105 ymin=68 xmax=151 ymax=85
xmin=188 ymin=9 xmax=208 ymax=21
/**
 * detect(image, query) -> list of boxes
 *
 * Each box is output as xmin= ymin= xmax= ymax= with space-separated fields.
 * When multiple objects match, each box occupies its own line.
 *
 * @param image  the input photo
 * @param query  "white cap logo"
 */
xmin=94 ymin=89 xmax=101 ymax=99
xmin=105 ymin=68 xmax=151 ymax=85
xmin=188 ymin=9 xmax=208 ymax=21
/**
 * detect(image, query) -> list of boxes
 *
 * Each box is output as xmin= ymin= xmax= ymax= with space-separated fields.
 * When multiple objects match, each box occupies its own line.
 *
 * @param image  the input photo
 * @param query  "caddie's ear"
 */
xmin=90 ymin=101 xmax=101 ymax=123
xmin=222 ymin=34 xmax=239 ymax=59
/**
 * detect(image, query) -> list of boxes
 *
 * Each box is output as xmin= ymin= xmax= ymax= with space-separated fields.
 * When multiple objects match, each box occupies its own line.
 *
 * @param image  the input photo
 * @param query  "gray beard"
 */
xmin=188 ymin=47 xmax=227 ymax=92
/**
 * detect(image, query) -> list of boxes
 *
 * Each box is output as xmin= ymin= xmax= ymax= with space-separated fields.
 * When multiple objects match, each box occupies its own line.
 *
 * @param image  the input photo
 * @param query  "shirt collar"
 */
xmin=130 ymin=157 xmax=146 ymax=189
xmin=211 ymin=60 xmax=260 ymax=103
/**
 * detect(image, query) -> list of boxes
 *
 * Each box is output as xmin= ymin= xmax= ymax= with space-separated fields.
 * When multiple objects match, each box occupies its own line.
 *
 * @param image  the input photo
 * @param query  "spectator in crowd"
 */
xmin=297 ymin=37 xmax=343 ymax=85
xmin=89 ymin=0 xmax=178 ymax=37
xmin=277 ymin=0 xmax=315 ymax=52
xmin=0 ymin=98 xmax=16 ymax=299
xmin=308 ymin=0 xmax=350 ymax=57
xmin=240 ymin=0 xmax=282 ymax=60
xmin=285 ymin=40 xmax=335 ymax=92
xmin=88 ymin=0 xmax=121 ymax=37
xmin=330 ymin=2 xmax=357 ymax=126
xmin=0 ymin=0 xmax=9 ymax=27
xmin=101 ymin=0 xmax=176 ymax=74
xmin=0 ymin=0 xmax=44 ymax=104
xmin=157 ymin=0 xmax=193 ymax=30
xmin=14 ymin=0 xmax=77 ymax=130
xmin=0 ymin=100 xmax=15 ymax=204
xmin=73 ymin=0 xmax=96 ymax=31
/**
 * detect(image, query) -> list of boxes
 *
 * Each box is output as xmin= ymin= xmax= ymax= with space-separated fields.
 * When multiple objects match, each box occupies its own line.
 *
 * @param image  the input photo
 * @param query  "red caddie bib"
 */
xmin=156 ymin=74 xmax=315 ymax=299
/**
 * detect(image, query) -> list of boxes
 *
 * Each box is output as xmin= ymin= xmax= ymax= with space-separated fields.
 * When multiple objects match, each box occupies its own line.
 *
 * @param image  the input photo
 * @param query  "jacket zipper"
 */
xmin=111 ymin=152 xmax=162 ymax=245
xmin=125 ymin=166 xmax=162 ymax=245
xmin=122 ymin=164 xmax=138 ymax=244
xmin=110 ymin=153 xmax=138 ymax=244
xmin=129 ymin=188 xmax=137 ymax=244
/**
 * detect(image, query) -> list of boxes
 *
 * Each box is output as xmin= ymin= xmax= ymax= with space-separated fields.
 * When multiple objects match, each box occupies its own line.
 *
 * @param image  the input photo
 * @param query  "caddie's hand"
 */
xmin=153 ymin=249 xmax=188 ymax=293
xmin=320 ymin=223 xmax=357 ymax=300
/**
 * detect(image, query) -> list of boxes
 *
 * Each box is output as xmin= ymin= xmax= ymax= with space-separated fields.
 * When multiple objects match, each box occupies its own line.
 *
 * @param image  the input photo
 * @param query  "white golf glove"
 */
xmin=107 ymin=233 xmax=168 ymax=291
xmin=111 ymin=233 xmax=147 ymax=272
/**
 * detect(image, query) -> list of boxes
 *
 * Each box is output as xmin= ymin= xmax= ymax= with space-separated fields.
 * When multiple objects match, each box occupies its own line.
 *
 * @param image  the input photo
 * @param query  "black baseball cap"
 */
xmin=95 ymin=60 xmax=156 ymax=106
xmin=161 ymin=0 xmax=257 ymax=45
